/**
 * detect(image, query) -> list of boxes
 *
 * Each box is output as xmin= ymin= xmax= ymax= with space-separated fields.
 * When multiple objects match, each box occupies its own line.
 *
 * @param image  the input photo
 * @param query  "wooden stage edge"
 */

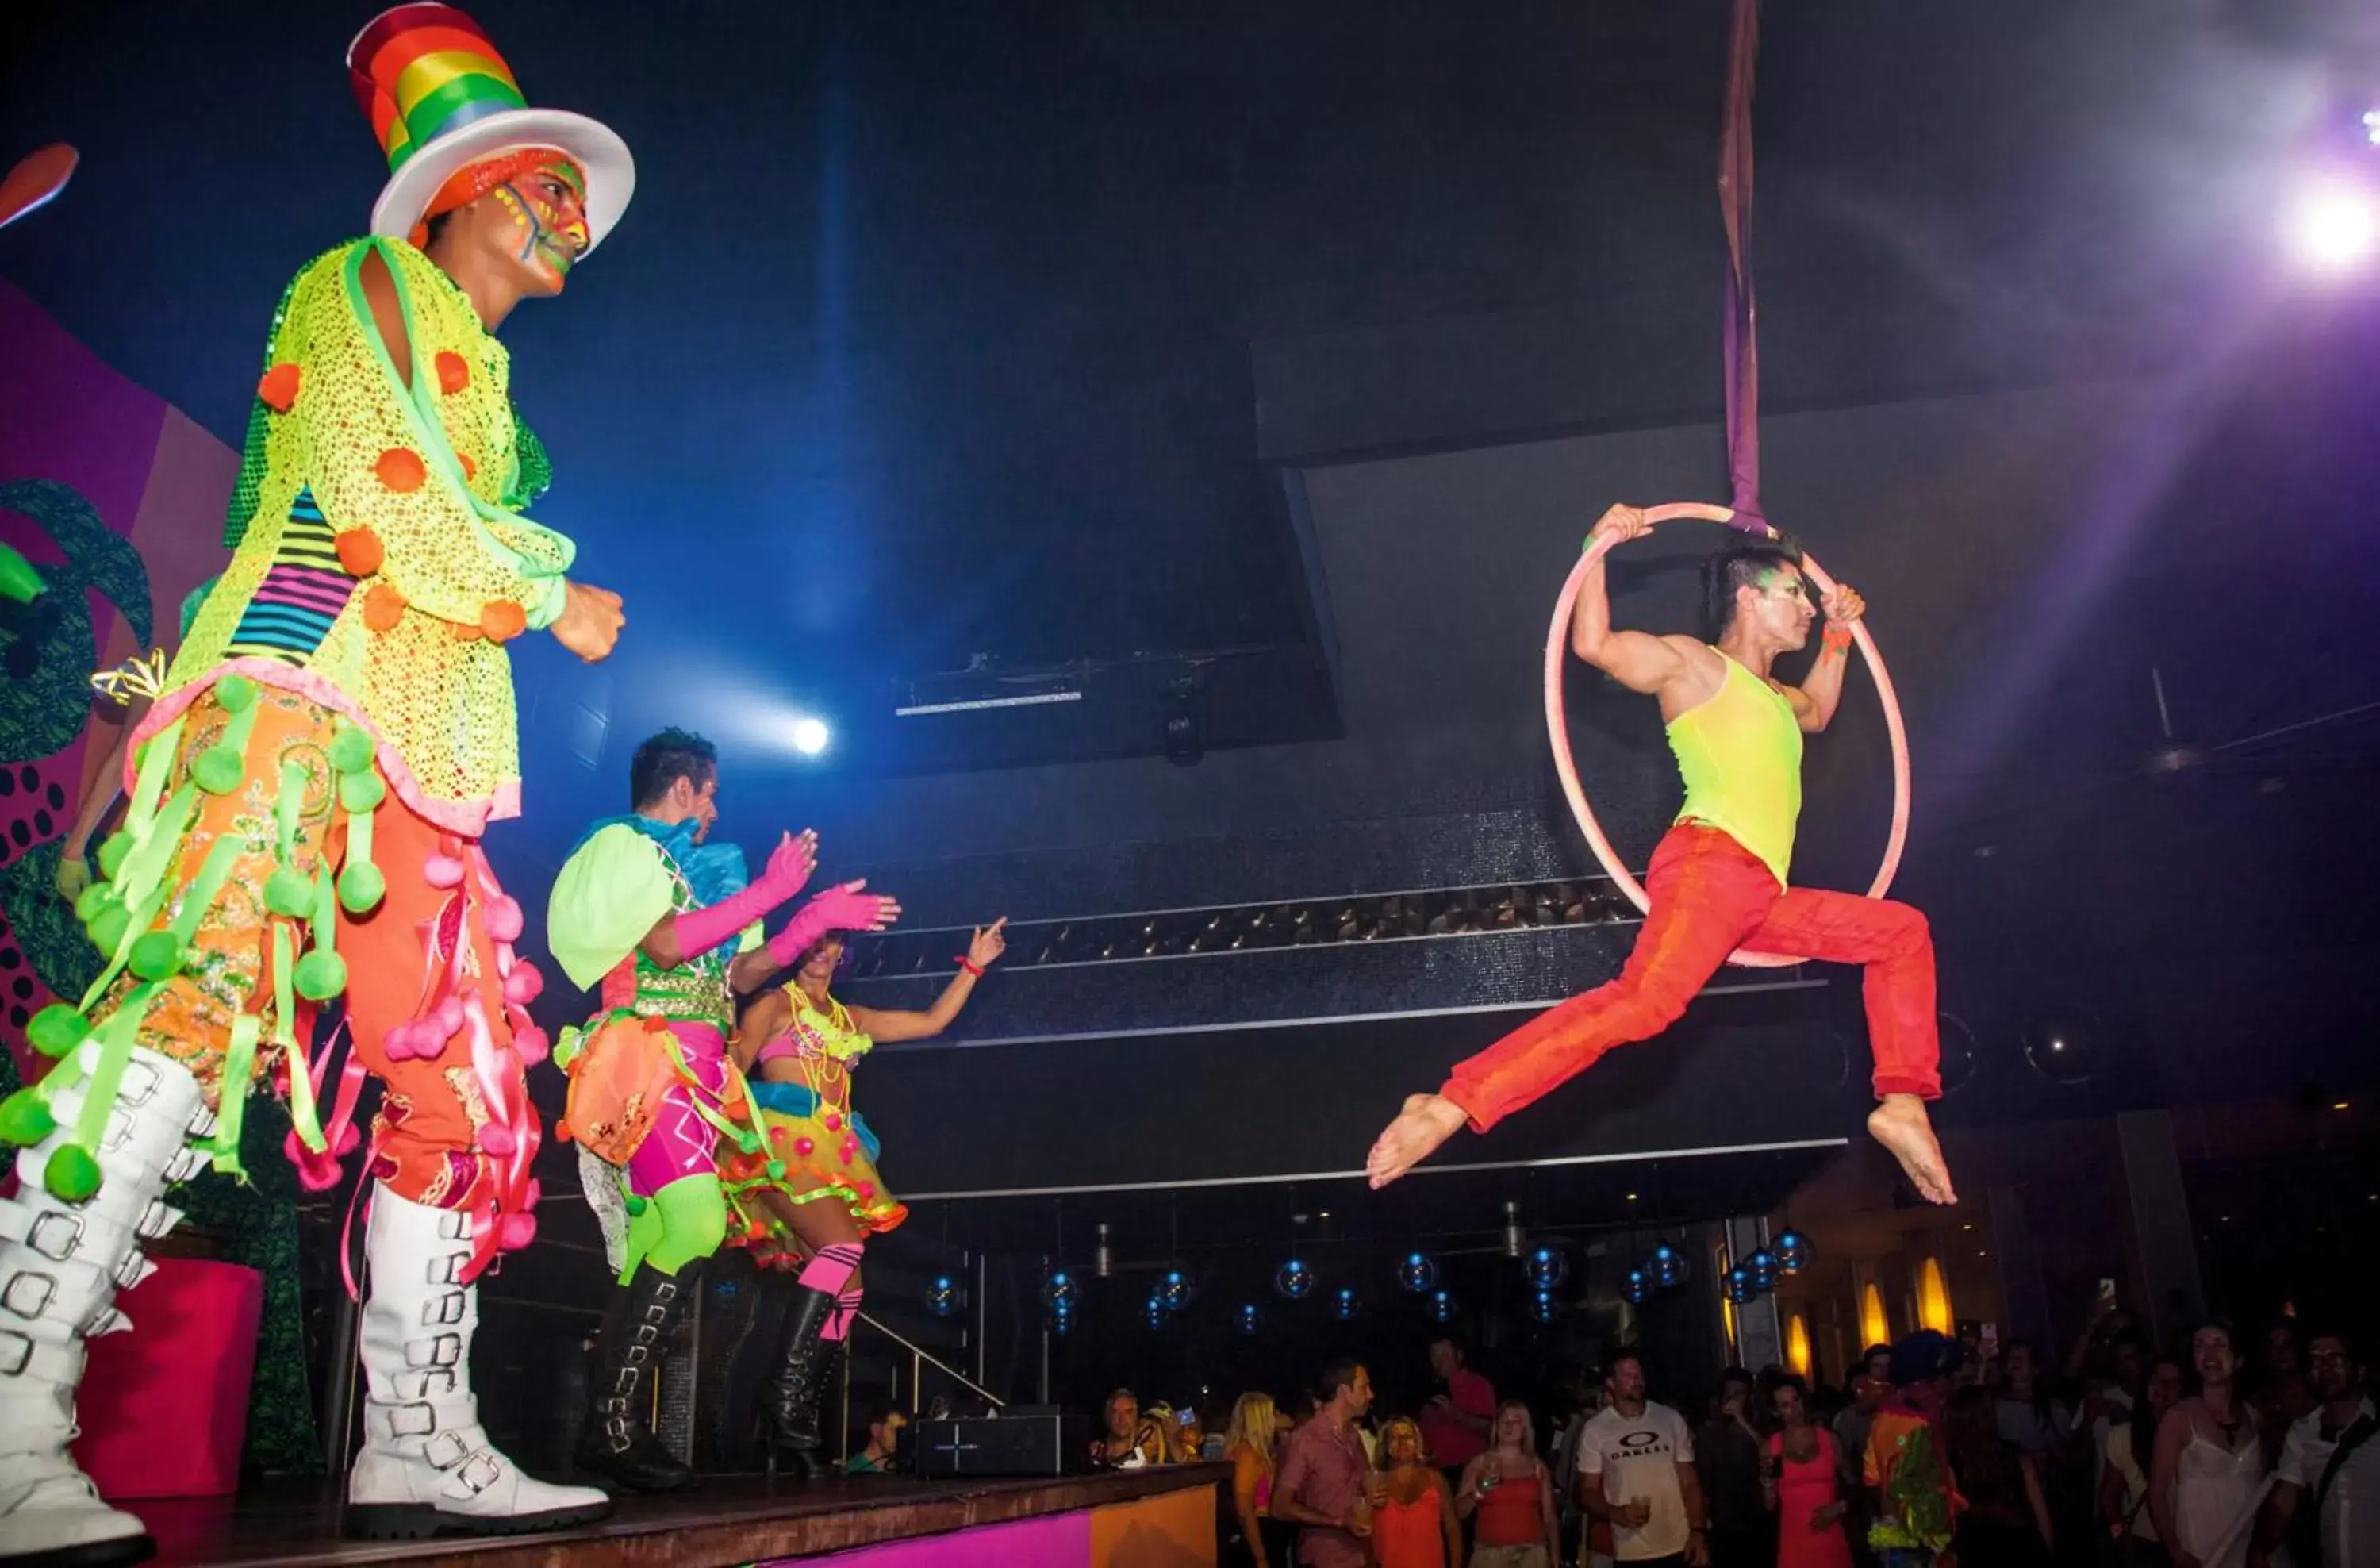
xmin=140 ymin=1465 xmax=1230 ymax=1567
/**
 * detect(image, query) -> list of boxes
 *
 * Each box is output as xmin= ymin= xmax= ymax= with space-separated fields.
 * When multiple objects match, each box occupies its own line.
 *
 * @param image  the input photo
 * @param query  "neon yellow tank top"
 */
xmin=1665 ymin=653 xmax=1803 ymax=886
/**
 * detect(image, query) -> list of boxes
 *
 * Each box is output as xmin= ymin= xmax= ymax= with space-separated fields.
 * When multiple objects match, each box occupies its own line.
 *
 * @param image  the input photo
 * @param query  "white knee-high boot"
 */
xmin=0 ymin=1048 xmax=209 ymax=1568
xmin=345 ymin=1186 xmax=610 ymax=1538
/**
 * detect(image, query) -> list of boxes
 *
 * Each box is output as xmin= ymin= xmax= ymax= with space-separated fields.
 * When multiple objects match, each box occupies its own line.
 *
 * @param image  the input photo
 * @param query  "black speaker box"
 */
xmin=908 ymin=1412 xmax=1093 ymax=1478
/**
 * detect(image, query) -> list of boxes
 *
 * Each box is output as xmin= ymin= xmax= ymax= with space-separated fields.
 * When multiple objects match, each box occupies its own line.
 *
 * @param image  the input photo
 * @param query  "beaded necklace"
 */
xmin=784 ymin=983 xmax=873 ymax=1118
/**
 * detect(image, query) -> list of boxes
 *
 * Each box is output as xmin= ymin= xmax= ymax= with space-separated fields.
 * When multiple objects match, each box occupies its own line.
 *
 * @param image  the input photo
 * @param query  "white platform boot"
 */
xmin=345 ymin=1187 xmax=610 ymax=1539
xmin=0 ymin=1048 xmax=209 ymax=1568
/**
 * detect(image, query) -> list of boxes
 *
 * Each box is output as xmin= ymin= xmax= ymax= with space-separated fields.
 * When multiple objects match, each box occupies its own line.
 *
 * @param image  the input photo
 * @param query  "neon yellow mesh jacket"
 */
xmin=148 ymin=237 xmax=576 ymax=833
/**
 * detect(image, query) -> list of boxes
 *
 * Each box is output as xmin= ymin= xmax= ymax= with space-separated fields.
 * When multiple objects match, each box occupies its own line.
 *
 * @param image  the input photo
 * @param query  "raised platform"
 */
xmin=138 ymin=1465 xmax=1226 ymax=1566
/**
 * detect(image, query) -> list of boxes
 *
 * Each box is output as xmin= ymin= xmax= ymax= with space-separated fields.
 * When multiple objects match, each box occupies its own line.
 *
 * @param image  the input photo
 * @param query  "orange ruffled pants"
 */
xmin=105 ymin=687 xmax=543 ymax=1274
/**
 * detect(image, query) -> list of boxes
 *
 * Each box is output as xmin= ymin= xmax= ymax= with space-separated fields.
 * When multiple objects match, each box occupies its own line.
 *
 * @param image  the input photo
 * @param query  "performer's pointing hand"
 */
xmin=552 ymin=580 xmax=624 ymax=662
xmin=967 ymin=917 xmax=1008 ymax=970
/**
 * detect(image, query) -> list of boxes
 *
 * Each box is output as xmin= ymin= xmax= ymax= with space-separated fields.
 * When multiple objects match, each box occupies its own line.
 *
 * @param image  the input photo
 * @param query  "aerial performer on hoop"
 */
xmin=1367 ymin=0 xmax=1952 ymax=1205
xmin=1364 ymin=504 xmax=1952 ymax=1204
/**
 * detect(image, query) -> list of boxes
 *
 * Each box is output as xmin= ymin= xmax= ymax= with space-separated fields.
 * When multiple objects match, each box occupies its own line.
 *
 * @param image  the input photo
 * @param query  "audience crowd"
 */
xmin=1023 ymin=1303 xmax=2373 ymax=1568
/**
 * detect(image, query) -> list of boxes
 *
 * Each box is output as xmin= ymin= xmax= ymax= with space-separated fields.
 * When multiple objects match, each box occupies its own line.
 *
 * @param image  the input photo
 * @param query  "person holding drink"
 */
xmin=1275 ymin=1359 xmax=1380 ymax=1568
xmin=1456 ymin=1401 xmax=1563 ymax=1567
xmin=1764 ymin=1376 xmax=1853 ymax=1568
xmin=1578 ymin=1351 xmax=1710 ymax=1567
xmin=1372 ymin=1416 xmax=1463 ymax=1568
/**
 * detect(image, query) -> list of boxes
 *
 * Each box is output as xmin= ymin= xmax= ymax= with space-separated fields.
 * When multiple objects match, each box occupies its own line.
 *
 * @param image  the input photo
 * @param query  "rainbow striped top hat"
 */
xmin=348 ymin=2 xmax=633 ymax=254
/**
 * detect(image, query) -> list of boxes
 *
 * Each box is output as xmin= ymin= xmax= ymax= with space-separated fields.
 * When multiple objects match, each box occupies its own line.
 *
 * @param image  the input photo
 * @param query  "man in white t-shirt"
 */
xmin=2251 ymin=1328 xmax=2374 ymax=1568
xmin=1576 ymin=1350 xmax=1709 ymax=1567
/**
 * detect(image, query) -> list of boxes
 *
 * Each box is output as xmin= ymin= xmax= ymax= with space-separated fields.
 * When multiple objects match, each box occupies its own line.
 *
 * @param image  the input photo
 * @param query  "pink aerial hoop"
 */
xmin=1542 ymin=502 xmax=1913 ymax=968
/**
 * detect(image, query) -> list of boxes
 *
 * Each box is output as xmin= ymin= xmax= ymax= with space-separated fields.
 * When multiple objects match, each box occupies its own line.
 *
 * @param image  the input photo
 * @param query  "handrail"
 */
xmin=852 ymin=1309 xmax=1006 ymax=1410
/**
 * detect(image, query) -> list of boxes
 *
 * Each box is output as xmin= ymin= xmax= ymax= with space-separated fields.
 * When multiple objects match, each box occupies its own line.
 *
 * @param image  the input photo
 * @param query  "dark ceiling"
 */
xmin=6 ymin=2 xmax=2379 ymax=963
xmin=8 ymin=1 xmax=2364 ymax=765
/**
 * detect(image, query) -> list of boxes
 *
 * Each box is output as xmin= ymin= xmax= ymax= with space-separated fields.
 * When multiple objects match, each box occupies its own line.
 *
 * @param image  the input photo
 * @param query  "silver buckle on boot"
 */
xmin=26 ymin=1213 xmax=85 ymax=1262
xmin=404 ymin=1331 xmax=463 ymax=1370
xmin=457 ymin=1452 xmax=503 ymax=1493
xmin=424 ymin=1430 xmax=469 ymax=1470
xmin=395 ymin=1366 xmax=459 ymax=1401
xmin=117 ymin=1059 xmax=160 ymax=1106
xmin=390 ymin=1401 xmax=437 ymax=1438
xmin=0 ymin=1328 xmax=32 ymax=1375
xmin=420 ymin=1290 xmax=465 ymax=1327
xmin=2 ymin=1270 xmax=58 ymax=1320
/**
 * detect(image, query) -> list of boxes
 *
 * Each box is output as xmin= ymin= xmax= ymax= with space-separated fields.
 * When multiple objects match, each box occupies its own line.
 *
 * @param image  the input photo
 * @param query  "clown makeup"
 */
xmin=493 ymin=160 xmax=589 ymax=288
xmin=1758 ymin=567 xmax=1811 ymax=609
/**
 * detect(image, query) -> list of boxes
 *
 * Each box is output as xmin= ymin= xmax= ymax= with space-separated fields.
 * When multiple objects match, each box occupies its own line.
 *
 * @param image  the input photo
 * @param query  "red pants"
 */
xmin=1443 ymin=824 xmax=1940 ymax=1131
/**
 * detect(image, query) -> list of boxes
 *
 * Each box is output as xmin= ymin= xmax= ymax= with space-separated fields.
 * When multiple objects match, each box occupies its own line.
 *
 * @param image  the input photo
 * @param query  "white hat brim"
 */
xmin=370 ymin=106 xmax=634 ymax=256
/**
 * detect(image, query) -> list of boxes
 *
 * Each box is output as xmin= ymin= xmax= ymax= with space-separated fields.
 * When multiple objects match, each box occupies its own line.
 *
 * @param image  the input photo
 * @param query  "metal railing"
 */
xmin=838 ymin=1310 xmax=1005 ymax=1465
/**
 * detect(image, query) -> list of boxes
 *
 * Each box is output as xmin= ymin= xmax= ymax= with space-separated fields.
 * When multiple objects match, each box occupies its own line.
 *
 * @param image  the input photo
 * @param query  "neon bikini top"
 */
xmin=755 ymin=985 xmax=874 ymax=1069
xmin=1666 ymin=650 xmax=1803 ymax=886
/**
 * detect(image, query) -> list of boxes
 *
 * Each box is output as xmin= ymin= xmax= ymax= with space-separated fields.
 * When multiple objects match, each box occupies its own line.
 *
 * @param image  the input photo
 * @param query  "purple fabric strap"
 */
xmin=1719 ymin=0 xmax=1767 ymax=532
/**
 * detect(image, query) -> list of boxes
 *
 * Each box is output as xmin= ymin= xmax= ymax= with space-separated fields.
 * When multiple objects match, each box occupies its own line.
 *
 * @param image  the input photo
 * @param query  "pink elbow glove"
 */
xmin=669 ymin=833 xmax=815 ymax=959
xmin=766 ymin=881 xmax=896 ymax=967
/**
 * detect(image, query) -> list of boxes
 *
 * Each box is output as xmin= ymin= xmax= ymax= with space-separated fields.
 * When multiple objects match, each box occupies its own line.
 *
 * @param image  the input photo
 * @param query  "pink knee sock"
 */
xmin=797 ymin=1241 xmax=865 ymax=1342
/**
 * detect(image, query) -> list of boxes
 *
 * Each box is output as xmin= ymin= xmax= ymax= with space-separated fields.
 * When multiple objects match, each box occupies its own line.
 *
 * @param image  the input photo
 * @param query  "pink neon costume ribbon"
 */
xmin=1543 ymin=505 xmax=1911 ymax=968
xmin=766 ymin=882 xmax=894 ymax=969
xmin=670 ymin=833 xmax=816 ymax=959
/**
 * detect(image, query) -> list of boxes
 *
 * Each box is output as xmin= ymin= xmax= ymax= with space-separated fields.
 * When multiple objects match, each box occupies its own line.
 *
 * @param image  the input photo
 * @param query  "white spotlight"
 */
xmin=789 ymin=716 xmax=831 ymax=756
xmin=2287 ymin=179 xmax=2379 ymax=275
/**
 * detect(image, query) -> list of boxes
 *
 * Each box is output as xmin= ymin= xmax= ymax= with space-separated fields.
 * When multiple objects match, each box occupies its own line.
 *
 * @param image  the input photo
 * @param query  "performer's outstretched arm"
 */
xmin=1571 ymin=505 xmax=1695 ymax=695
xmin=638 ymin=831 xmax=817 ymax=970
xmin=848 ymin=920 xmax=1006 ymax=1043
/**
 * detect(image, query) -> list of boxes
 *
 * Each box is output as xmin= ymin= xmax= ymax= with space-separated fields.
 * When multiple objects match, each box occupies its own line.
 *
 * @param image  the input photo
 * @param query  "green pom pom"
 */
xmin=338 ymin=862 xmax=386 ymax=915
xmin=44 ymin=1144 xmax=102 ymax=1203
xmin=27 ymin=1003 xmax=90 ymax=1058
xmin=75 ymin=882 xmax=114 ymax=923
xmin=128 ymin=930 xmax=185 ymax=981
xmin=264 ymin=866 xmax=317 ymax=918
xmin=86 ymin=903 xmax=132 ymax=956
xmin=337 ymin=770 xmax=386 ymax=814
xmin=328 ymin=724 xmax=376 ymax=775
xmin=0 ymin=1089 xmax=58 ymax=1147
xmin=624 ymin=1194 xmax=649 ymax=1217
xmin=96 ymin=829 xmax=136 ymax=880
xmin=294 ymin=948 xmax=348 ymax=1001
xmin=766 ymin=1159 xmax=788 ymax=1180
xmin=213 ymin=673 xmax=257 ymax=713
xmin=191 ymin=744 xmax=246 ymax=795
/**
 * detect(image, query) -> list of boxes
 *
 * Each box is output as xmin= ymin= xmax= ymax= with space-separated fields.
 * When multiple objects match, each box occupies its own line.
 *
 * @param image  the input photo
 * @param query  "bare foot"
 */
xmin=1365 ymin=1093 xmax=1468 ymax=1189
xmin=1868 ymin=1094 xmax=1956 ymax=1205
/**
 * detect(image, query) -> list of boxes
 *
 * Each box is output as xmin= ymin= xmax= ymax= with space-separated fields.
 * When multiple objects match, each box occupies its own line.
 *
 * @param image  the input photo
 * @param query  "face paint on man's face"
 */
xmin=492 ymin=164 xmax=589 ymax=287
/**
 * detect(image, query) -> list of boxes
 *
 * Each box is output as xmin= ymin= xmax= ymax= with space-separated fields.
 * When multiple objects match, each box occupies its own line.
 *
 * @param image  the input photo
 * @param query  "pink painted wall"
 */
xmin=0 ymin=275 xmax=235 ymax=1061
xmin=781 ymin=1507 xmax=1092 ymax=1566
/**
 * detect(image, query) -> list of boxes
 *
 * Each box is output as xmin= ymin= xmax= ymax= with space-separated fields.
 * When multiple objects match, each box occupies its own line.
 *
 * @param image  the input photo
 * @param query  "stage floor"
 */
xmin=138 ymin=1465 xmax=1226 ymax=1566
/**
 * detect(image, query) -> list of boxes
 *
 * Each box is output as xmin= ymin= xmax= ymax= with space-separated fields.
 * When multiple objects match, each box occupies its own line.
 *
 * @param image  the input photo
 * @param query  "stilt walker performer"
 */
xmin=1366 ymin=505 xmax=1956 ymax=1205
xmin=0 ymin=3 xmax=635 ymax=1554
xmin=546 ymin=729 xmax=897 ymax=1491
